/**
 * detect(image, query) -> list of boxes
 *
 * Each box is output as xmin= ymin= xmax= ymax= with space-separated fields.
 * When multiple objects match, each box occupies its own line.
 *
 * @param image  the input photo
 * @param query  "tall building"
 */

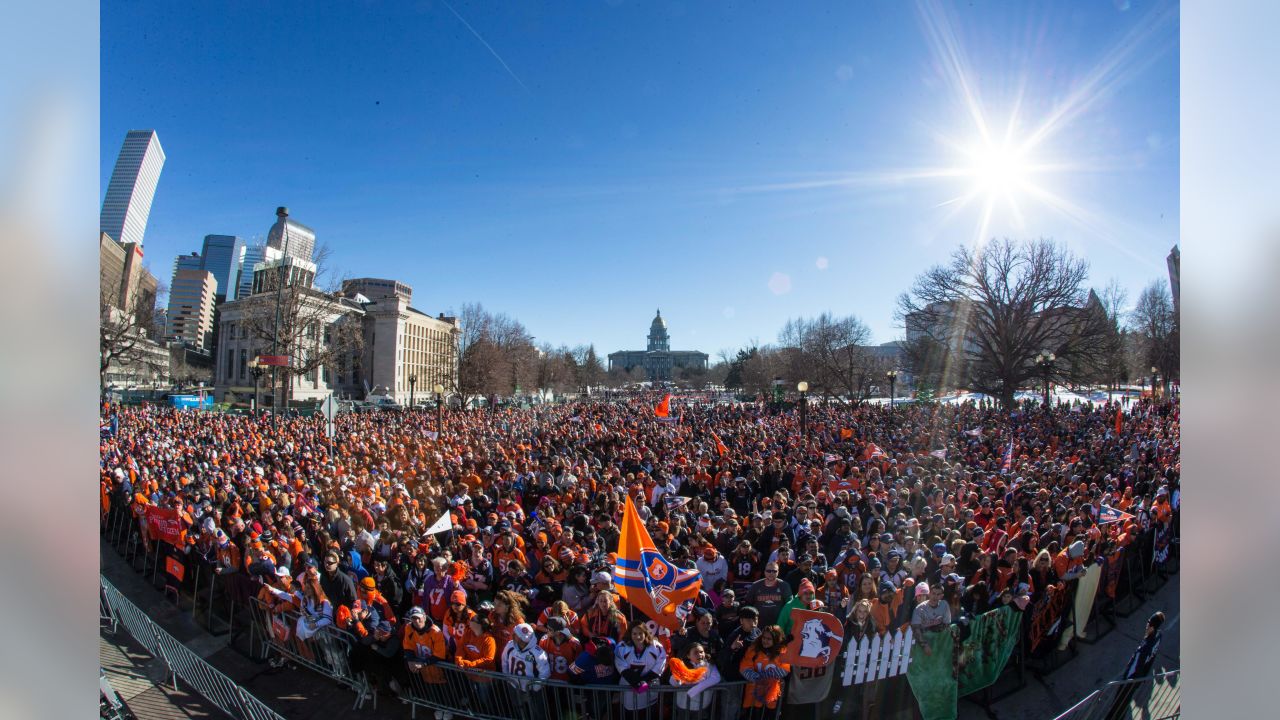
xmin=173 ymin=252 xmax=203 ymax=274
xmin=266 ymin=206 xmax=316 ymax=262
xmin=608 ymin=310 xmax=709 ymax=382
xmin=100 ymin=232 xmax=168 ymax=387
xmin=167 ymin=268 xmax=218 ymax=350
xmin=1166 ymin=245 xmax=1180 ymax=318
xmin=251 ymin=254 xmax=317 ymax=295
xmin=101 ymin=130 xmax=165 ymax=247
xmin=200 ymin=234 xmax=246 ymax=303
xmin=237 ymin=244 xmax=283 ymax=299
xmin=343 ymin=278 xmax=459 ymax=403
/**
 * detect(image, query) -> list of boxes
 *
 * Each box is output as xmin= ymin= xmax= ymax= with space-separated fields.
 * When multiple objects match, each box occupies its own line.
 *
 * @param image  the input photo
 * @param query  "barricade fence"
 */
xmin=100 ymin=575 xmax=287 ymax=720
xmin=246 ymin=597 xmax=375 ymax=710
xmin=1052 ymin=670 xmax=1180 ymax=720
xmin=402 ymin=662 xmax=744 ymax=720
xmin=101 ymin=498 xmax=1179 ymax=720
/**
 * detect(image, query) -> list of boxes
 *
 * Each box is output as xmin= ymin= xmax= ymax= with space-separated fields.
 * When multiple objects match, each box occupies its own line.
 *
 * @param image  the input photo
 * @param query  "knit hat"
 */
xmin=799 ymin=579 xmax=816 ymax=594
xmin=915 ymin=582 xmax=931 ymax=597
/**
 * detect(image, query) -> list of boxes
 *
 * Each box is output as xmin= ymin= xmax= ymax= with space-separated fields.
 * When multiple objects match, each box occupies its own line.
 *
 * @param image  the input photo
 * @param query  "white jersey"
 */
xmin=696 ymin=555 xmax=729 ymax=590
xmin=501 ymin=640 xmax=550 ymax=691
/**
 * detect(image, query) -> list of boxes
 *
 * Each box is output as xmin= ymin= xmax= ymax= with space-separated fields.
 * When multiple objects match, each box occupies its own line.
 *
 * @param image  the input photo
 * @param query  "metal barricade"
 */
xmin=100 ymin=576 xmax=287 ymax=720
xmin=1052 ymin=670 xmax=1180 ymax=720
xmin=400 ymin=661 xmax=742 ymax=720
xmin=247 ymin=597 xmax=375 ymax=710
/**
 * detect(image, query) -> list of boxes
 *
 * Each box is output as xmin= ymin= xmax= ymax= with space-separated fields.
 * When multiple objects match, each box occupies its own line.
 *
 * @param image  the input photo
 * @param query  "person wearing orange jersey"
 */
xmin=739 ymin=625 xmax=790 ymax=718
xmin=442 ymin=590 xmax=475 ymax=649
xmin=539 ymin=616 xmax=583 ymax=680
xmin=400 ymin=608 xmax=451 ymax=712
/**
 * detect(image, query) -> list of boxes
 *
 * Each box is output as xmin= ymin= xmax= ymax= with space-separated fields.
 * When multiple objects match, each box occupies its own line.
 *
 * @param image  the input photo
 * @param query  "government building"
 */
xmin=608 ymin=310 xmax=708 ymax=382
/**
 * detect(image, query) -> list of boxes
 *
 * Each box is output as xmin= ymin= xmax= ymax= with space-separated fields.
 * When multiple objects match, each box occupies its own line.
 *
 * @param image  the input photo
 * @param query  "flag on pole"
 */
xmin=654 ymin=394 xmax=672 ymax=418
xmin=613 ymin=496 xmax=701 ymax=631
xmin=1114 ymin=406 xmax=1123 ymax=435
xmin=711 ymin=430 xmax=732 ymax=453
xmin=1000 ymin=440 xmax=1014 ymax=474
xmin=425 ymin=511 xmax=453 ymax=535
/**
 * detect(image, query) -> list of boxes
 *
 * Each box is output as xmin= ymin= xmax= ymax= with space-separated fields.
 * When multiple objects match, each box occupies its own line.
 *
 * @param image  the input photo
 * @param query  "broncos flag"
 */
xmin=613 ymin=495 xmax=701 ymax=631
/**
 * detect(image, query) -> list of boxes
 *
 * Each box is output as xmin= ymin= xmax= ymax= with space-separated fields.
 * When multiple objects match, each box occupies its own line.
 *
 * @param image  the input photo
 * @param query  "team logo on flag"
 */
xmin=614 ymin=496 xmax=701 ymax=630
xmin=1098 ymin=504 xmax=1134 ymax=525
xmin=783 ymin=609 xmax=845 ymax=668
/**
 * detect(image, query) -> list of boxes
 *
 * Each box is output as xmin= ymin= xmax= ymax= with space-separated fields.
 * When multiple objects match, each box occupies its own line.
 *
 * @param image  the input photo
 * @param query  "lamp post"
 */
xmin=1150 ymin=366 xmax=1159 ymax=399
xmin=797 ymin=381 xmax=809 ymax=436
xmin=434 ymin=383 xmax=445 ymax=432
xmin=249 ymin=356 xmax=265 ymax=413
xmin=886 ymin=369 xmax=899 ymax=410
xmin=1035 ymin=351 xmax=1056 ymax=408
xmin=408 ymin=373 xmax=418 ymax=410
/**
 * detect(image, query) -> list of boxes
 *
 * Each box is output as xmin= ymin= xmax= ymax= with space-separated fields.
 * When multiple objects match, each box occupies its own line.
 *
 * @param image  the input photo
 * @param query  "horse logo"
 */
xmin=785 ymin=609 xmax=845 ymax=668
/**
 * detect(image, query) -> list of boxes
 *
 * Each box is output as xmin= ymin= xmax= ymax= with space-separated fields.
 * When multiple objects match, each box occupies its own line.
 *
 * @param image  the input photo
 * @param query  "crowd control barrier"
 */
xmin=247 ymin=597 xmax=375 ymax=711
xmin=100 ymin=576 xmax=287 ymax=720
xmin=402 ymin=662 xmax=744 ymax=720
xmin=1052 ymin=670 xmax=1180 ymax=720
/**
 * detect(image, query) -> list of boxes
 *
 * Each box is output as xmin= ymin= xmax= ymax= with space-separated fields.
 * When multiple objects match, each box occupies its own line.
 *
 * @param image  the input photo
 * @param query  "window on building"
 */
xmin=239 ymin=349 xmax=247 ymax=380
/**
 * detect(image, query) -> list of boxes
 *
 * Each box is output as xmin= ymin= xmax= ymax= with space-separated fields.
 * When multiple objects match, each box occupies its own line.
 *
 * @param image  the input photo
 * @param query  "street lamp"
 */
xmin=249 ymin=356 xmax=265 ymax=413
xmin=433 ymin=383 xmax=445 ymax=432
xmin=408 ymin=373 xmax=418 ymax=409
xmin=1035 ymin=351 xmax=1056 ymax=408
xmin=797 ymin=381 xmax=809 ymax=436
xmin=1150 ymin=366 xmax=1159 ymax=399
xmin=886 ymin=369 xmax=899 ymax=410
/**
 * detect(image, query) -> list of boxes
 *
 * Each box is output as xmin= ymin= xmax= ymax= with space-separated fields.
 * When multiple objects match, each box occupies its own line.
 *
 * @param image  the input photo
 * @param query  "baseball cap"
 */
xmin=915 ymin=582 xmax=931 ymax=597
xmin=450 ymin=590 xmax=468 ymax=604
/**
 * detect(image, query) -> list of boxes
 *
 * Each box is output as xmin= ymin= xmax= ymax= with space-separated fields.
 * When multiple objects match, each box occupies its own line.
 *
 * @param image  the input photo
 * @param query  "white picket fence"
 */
xmin=840 ymin=628 xmax=915 ymax=686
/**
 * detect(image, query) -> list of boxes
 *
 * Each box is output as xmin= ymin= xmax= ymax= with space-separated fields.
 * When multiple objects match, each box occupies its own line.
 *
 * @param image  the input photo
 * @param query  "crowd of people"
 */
xmin=100 ymin=391 xmax=1179 ymax=718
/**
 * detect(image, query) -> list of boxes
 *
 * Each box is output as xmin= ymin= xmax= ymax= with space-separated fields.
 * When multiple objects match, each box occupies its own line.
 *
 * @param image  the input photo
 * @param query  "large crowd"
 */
xmin=100 ymin=392 xmax=1179 ymax=719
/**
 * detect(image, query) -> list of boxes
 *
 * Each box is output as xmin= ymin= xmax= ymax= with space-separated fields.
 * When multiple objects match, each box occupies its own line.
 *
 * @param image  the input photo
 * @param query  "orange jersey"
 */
xmin=402 ymin=624 xmax=449 ymax=683
xmin=740 ymin=649 xmax=790 ymax=708
xmin=539 ymin=635 xmax=583 ymax=680
xmin=455 ymin=628 xmax=497 ymax=673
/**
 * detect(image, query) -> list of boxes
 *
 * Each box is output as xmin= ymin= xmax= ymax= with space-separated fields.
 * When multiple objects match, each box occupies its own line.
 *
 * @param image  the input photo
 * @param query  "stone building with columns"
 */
xmin=608 ymin=310 xmax=708 ymax=382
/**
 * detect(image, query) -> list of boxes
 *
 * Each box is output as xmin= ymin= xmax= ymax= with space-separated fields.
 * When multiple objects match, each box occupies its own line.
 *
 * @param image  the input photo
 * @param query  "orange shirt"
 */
xmin=740 ymin=649 xmax=790 ymax=708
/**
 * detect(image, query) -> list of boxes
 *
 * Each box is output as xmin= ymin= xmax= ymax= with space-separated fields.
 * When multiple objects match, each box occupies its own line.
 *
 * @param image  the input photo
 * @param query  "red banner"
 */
xmin=1028 ymin=583 xmax=1070 ymax=653
xmin=257 ymin=354 xmax=290 ymax=367
xmin=783 ymin=609 xmax=845 ymax=668
xmin=145 ymin=506 xmax=184 ymax=546
xmin=165 ymin=556 xmax=186 ymax=582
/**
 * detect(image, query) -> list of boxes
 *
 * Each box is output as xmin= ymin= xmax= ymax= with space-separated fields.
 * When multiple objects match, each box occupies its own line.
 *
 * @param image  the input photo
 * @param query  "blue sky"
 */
xmin=102 ymin=0 xmax=1178 ymax=359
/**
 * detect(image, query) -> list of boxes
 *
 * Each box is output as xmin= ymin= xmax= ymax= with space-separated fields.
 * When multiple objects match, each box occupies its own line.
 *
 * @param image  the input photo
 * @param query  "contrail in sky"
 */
xmin=440 ymin=0 xmax=531 ymax=94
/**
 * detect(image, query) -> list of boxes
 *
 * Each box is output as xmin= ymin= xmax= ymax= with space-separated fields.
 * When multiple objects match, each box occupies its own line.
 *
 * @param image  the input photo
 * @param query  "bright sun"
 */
xmin=967 ymin=141 xmax=1030 ymax=196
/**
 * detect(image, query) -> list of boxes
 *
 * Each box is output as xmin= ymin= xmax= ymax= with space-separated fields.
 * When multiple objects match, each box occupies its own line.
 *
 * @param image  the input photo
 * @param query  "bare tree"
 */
xmin=453 ymin=302 xmax=539 ymax=405
xmin=234 ymin=243 xmax=364 ymax=407
xmin=776 ymin=313 xmax=875 ymax=402
xmin=896 ymin=238 xmax=1112 ymax=409
xmin=100 ymin=262 xmax=164 ymax=388
xmin=1130 ymin=279 xmax=1179 ymax=388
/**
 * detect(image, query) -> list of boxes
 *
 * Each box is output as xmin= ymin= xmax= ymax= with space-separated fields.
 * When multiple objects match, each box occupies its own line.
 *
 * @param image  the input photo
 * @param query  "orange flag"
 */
xmin=1114 ymin=406 xmax=1122 ymax=435
xmin=654 ymin=393 xmax=672 ymax=418
xmin=710 ymin=431 xmax=728 ymax=457
xmin=613 ymin=496 xmax=701 ymax=630
xmin=839 ymin=428 xmax=853 ymax=440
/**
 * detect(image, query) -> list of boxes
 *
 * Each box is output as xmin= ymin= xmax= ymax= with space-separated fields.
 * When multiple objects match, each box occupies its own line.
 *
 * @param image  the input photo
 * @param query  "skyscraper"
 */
xmin=200 ymin=234 xmax=246 ymax=303
xmin=173 ymin=252 xmax=203 ymax=274
xmin=101 ymin=130 xmax=166 ymax=247
xmin=266 ymin=206 xmax=316 ymax=262
xmin=167 ymin=268 xmax=218 ymax=350
xmin=237 ymin=244 xmax=284 ymax=299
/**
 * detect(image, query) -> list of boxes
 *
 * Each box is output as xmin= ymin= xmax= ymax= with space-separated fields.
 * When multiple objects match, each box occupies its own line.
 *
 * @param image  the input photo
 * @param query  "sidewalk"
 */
xmin=959 ymin=574 xmax=1180 ymax=720
xmin=101 ymin=539 xmax=413 ymax=719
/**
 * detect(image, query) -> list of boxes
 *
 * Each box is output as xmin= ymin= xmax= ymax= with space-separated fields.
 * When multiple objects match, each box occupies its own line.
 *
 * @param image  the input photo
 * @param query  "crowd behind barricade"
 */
xmin=100 ymin=392 xmax=1179 ymax=719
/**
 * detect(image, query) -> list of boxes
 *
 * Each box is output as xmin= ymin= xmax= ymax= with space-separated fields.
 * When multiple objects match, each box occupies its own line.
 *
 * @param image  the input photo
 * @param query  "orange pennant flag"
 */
xmin=654 ymin=394 xmax=672 ymax=418
xmin=710 ymin=431 xmax=728 ymax=457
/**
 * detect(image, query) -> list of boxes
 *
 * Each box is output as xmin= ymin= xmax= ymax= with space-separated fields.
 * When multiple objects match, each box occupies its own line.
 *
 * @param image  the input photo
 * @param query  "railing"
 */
xmin=100 ymin=576 xmax=287 ymax=720
xmin=246 ymin=597 xmax=375 ymax=710
xmin=1052 ymin=670 xmax=1180 ymax=720
xmin=401 ymin=661 xmax=744 ymax=720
